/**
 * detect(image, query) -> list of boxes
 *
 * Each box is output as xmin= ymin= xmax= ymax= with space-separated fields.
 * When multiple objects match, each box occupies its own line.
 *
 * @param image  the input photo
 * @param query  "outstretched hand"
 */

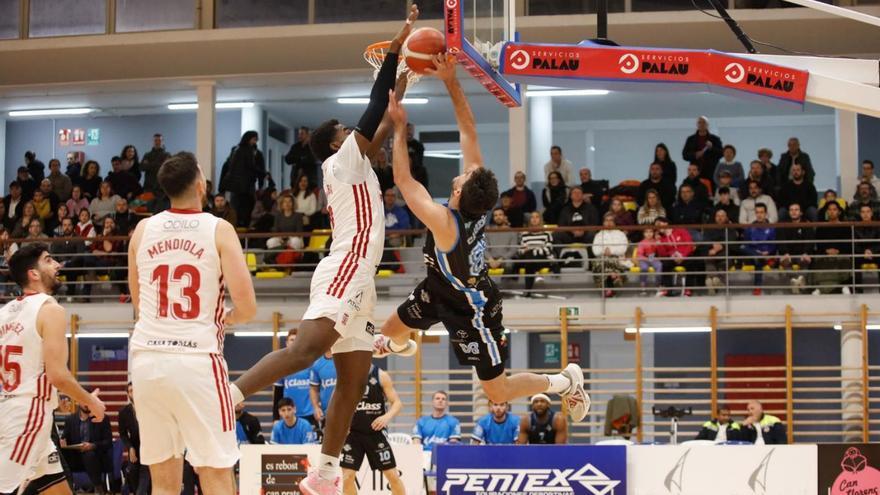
xmin=424 ymin=53 xmax=457 ymax=83
xmin=392 ymin=4 xmax=420 ymax=47
xmin=387 ymin=90 xmax=408 ymax=128
xmin=88 ymin=388 xmax=106 ymax=423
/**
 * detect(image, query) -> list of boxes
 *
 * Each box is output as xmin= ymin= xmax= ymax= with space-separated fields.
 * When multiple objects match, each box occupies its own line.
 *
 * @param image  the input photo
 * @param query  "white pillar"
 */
xmin=240 ymin=104 xmax=264 ymax=150
xmin=195 ymin=82 xmax=217 ymax=184
xmin=0 ymin=118 xmax=6 ymax=190
xmin=836 ymin=109 xmax=859 ymax=198
xmin=508 ymin=100 xmax=528 ymax=179
xmin=529 ymin=94 xmax=553 ymax=187
xmin=840 ymin=324 xmax=864 ymax=442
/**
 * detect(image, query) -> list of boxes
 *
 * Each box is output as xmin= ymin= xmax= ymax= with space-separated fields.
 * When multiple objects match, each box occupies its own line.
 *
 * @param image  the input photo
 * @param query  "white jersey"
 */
xmin=0 ymin=293 xmax=56 ymax=407
xmin=131 ymin=210 xmax=226 ymax=355
xmin=322 ymin=133 xmax=385 ymax=276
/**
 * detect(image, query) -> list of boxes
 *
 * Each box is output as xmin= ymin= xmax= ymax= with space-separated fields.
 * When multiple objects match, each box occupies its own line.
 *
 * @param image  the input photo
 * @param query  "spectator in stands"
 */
xmin=854 ymin=204 xmax=879 ymax=293
xmin=757 ymin=148 xmax=778 ymax=183
xmin=266 ymin=194 xmax=305 ymax=266
xmin=637 ymin=189 xmax=666 ymax=226
xmin=65 ymin=152 xmax=82 ymax=181
xmin=140 ymin=133 xmax=170 ymax=198
xmin=472 ymin=400 xmax=519 ymax=445
xmin=119 ymin=382 xmax=150 ymax=495
xmin=714 ymin=145 xmax=745 ymax=189
xmin=778 ymin=137 xmax=814 ymax=184
xmin=654 ymin=143 xmax=677 ymax=185
xmin=11 ymin=201 xmax=38 ymax=238
xmin=819 ymin=189 xmax=846 ymax=221
xmin=544 ymin=145 xmax=573 ymax=184
xmin=24 ymin=151 xmax=45 ymax=183
xmin=38 ymin=179 xmax=60 ymax=211
xmin=541 ymin=171 xmax=568 ymax=224
xmin=286 ymin=127 xmax=319 ymax=188
xmin=232 ymin=402 xmax=265 ymax=445
xmin=309 ymin=352 xmax=337 ymax=429
xmin=111 ymin=198 xmax=139 ymax=235
xmin=714 ymin=187 xmax=740 ymax=222
xmin=742 ymin=203 xmax=777 ymax=295
xmin=812 ymin=201 xmax=853 ymax=294
xmin=608 ymin=198 xmax=635 ymax=230
xmin=62 ymin=403 xmax=113 ymax=494
xmin=741 ymin=160 xmax=775 ymax=203
xmin=741 ymin=400 xmax=786 ymax=445
xmin=66 ymin=186 xmax=90 ymax=219
xmin=91 ymin=216 xmax=129 ymax=302
xmin=557 ymin=187 xmax=598 ymax=245
xmin=0 ymin=203 xmax=9 ymax=234
xmin=413 ymin=391 xmax=461 ymax=451
xmin=371 ymin=147 xmax=394 ymax=193
xmin=119 ymin=144 xmax=141 ymax=178
xmin=210 ymin=195 xmax=238 ymax=226
xmin=860 ymin=159 xmax=880 ymax=195
xmin=46 ymin=204 xmax=69 ymax=237
xmin=695 ymin=405 xmax=741 ymax=443
xmin=682 ymin=116 xmax=723 ymax=184
xmin=76 ymin=161 xmax=102 ymax=200
xmin=778 ymin=203 xmax=813 ymax=293
xmin=740 ymin=180 xmax=778 ymax=224
xmin=293 ymin=175 xmax=319 ymax=229
xmin=514 ymin=212 xmax=556 ymax=297
xmin=636 ymin=227 xmax=662 ymax=293
xmin=3 ymin=182 xmax=24 ymax=229
xmin=637 ymin=163 xmax=676 ymax=212
xmin=107 ymin=156 xmax=143 ymax=201
xmin=219 ymin=130 xmax=267 ymax=227
xmin=16 ymin=166 xmax=37 ymax=201
xmin=382 ymin=188 xmax=410 ymax=272
xmin=592 ymin=213 xmax=629 ymax=297
xmin=51 ymin=217 xmax=89 ymax=297
xmin=272 ymin=398 xmax=317 ymax=444
xmin=778 ymin=163 xmax=818 ymax=221
xmin=407 ymin=122 xmax=425 ymax=171
xmin=714 ymin=170 xmax=738 ymax=201
xmin=671 ymin=184 xmax=708 ymax=226
xmin=578 ymin=168 xmax=606 ymax=209
xmin=273 ymin=329 xmax=318 ymax=428
xmin=519 ymin=394 xmax=567 ymax=444
xmin=487 ymin=208 xmax=517 ymax=273
xmin=504 ymin=171 xmax=537 ymax=214
xmin=89 ymin=181 xmax=121 ymax=223
xmin=24 ymin=218 xmax=48 ymax=242
xmin=682 ymin=163 xmax=710 ymax=203
xmin=0 ymin=229 xmax=17 ymax=296
xmin=655 ymin=217 xmax=699 ymax=296
xmin=75 ymin=208 xmax=96 ymax=247
xmin=32 ymin=190 xmax=53 ymax=222
xmin=703 ymin=208 xmax=737 ymax=294
xmin=47 ymin=158 xmax=72 ymax=202
xmin=250 ymin=187 xmax=279 ymax=233
xmin=848 ymin=182 xmax=880 ymax=220
xmin=499 ymin=192 xmax=524 ymax=228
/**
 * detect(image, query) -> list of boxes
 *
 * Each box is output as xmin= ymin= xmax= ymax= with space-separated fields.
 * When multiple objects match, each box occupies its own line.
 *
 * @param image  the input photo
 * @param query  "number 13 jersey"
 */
xmin=131 ymin=209 xmax=225 ymax=355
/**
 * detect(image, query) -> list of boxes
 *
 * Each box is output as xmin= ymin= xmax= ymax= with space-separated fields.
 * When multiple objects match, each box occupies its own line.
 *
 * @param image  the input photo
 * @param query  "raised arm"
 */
xmin=426 ymin=54 xmax=483 ymax=171
xmin=216 ymin=219 xmax=257 ymax=325
xmin=365 ymin=74 xmax=409 ymax=159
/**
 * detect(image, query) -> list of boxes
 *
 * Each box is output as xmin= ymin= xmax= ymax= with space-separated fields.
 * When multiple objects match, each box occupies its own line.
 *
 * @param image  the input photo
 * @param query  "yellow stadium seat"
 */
xmin=246 ymin=253 xmax=257 ymax=273
xmin=862 ymin=263 xmax=878 ymax=270
xmin=762 ymin=264 xmax=773 ymax=271
xmin=630 ymin=266 xmax=641 ymax=273
xmin=488 ymin=268 xmax=505 ymax=276
xmin=742 ymin=265 xmax=755 ymax=272
xmin=97 ymin=275 xmax=110 ymax=281
xmin=376 ymin=270 xmax=394 ymax=278
xmin=255 ymin=271 xmax=285 ymax=279
xmin=673 ymin=266 xmax=686 ymax=273
xmin=539 ymin=268 xmax=551 ymax=275
xmin=623 ymin=201 xmax=637 ymax=212
xmin=57 ymin=275 xmax=67 ymax=282
xmin=307 ymin=229 xmax=332 ymax=251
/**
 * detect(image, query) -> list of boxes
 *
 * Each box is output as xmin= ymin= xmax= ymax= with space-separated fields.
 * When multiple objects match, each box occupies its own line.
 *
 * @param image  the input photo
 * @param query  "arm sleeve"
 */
xmin=355 ymin=52 xmax=399 ymax=141
xmin=270 ymin=423 xmax=280 ymax=444
xmin=309 ymin=368 xmax=319 ymax=386
xmin=411 ymin=419 xmax=422 ymax=439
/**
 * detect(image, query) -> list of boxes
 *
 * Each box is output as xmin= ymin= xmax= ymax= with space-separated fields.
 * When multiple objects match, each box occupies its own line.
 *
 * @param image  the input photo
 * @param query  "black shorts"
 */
xmin=397 ymin=278 xmax=509 ymax=381
xmin=340 ymin=430 xmax=396 ymax=471
xmin=12 ymin=471 xmax=68 ymax=495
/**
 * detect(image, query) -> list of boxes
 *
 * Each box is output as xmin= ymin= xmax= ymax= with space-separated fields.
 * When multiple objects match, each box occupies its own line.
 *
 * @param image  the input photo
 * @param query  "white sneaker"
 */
xmin=559 ymin=363 xmax=590 ymax=422
xmin=843 ymin=286 xmax=852 ymax=295
xmin=372 ymin=334 xmax=418 ymax=358
xmin=812 ymin=289 xmax=821 ymax=296
xmin=299 ymin=470 xmax=341 ymax=495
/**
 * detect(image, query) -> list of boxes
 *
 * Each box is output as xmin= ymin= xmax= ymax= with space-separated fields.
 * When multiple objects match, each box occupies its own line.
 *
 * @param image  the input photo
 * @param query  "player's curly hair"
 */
xmin=459 ymin=168 xmax=499 ymax=221
xmin=310 ymin=119 xmax=340 ymax=162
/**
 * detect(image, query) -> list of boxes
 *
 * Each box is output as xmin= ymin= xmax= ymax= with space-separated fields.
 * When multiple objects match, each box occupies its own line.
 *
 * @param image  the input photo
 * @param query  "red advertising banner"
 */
xmin=501 ymin=42 xmax=809 ymax=103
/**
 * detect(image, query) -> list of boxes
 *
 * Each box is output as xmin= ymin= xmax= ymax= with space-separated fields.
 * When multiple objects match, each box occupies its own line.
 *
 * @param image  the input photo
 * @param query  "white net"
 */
xmin=364 ymin=41 xmax=421 ymax=86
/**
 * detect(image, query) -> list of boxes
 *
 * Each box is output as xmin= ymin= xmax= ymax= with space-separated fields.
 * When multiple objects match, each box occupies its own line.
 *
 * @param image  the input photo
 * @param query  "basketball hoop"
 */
xmin=364 ymin=41 xmax=421 ymax=86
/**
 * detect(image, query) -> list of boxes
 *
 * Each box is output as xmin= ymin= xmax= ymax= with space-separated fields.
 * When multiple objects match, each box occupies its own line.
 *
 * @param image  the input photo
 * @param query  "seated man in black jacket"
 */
xmin=777 ymin=203 xmax=814 ymax=293
xmin=741 ymin=400 xmax=787 ymax=445
xmin=62 ymin=403 xmax=113 ymax=494
xmin=555 ymin=187 xmax=598 ymax=245
xmin=695 ymin=405 xmax=741 ymax=443
xmin=119 ymin=381 xmax=150 ymax=495
xmin=235 ymin=403 xmax=266 ymax=445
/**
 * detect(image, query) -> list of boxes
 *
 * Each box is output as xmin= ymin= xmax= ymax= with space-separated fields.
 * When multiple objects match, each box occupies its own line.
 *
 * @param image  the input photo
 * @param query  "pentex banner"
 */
xmin=818 ymin=443 xmax=880 ymax=495
xmin=500 ymin=41 xmax=809 ymax=104
xmin=436 ymin=444 xmax=626 ymax=495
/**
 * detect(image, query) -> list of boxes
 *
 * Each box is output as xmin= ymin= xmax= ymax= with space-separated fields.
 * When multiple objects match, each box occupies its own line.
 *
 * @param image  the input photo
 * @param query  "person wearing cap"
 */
xmin=518 ymin=394 xmax=567 ymax=444
xmin=471 ymin=400 xmax=519 ymax=445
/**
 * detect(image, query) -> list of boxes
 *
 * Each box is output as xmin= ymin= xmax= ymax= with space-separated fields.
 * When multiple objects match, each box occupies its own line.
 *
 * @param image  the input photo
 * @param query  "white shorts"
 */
xmin=0 ymin=397 xmax=63 ymax=494
xmin=303 ymin=253 xmax=378 ymax=354
xmin=130 ymin=351 xmax=238 ymax=468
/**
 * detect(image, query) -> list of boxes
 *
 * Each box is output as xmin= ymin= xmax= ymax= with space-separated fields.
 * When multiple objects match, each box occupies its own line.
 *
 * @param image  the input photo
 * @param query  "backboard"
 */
xmin=444 ymin=0 xmax=521 ymax=107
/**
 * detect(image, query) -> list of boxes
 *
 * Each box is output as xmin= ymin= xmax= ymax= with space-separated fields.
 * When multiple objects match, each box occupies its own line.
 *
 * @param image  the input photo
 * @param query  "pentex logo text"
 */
xmin=441 ymin=463 xmax=621 ymax=495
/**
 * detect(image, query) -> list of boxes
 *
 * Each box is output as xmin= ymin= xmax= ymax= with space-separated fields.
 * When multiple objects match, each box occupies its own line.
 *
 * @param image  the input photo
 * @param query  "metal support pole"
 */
xmin=861 ymin=304 xmax=870 ymax=442
xmin=414 ymin=330 xmax=423 ymax=420
xmin=784 ymin=305 xmax=794 ymax=444
xmin=597 ymin=0 xmax=608 ymax=40
xmin=710 ymin=306 xmax=719 ymax=416
xmin=635 ymin=307 xmax=643 ymax=443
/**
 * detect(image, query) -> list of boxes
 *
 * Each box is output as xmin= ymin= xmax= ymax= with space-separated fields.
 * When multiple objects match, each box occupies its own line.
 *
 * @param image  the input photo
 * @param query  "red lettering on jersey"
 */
xmin=0 ymin=322 xmax=23 ymax=337
xmin=147 ymin=239 xmax=205 ymax=260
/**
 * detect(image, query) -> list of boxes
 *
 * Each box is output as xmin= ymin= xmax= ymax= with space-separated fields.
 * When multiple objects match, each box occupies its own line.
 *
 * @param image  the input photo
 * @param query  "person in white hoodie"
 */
xmin=591 ymin=213 xmax=630 ymax=297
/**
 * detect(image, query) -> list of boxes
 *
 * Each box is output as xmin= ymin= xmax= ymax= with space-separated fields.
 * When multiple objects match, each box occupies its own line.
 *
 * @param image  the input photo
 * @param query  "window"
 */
xmin=526 ymin=0 xmax=624 ymax=15
xmin=115 ymin=0 xmax=196 ymax=33
xmin=29 ymin=0 xmax=106 ymax=37
xmin=216 ymin=0 xmax=308 ymax=27
xmin=0 ymin=0 xmax=19 ymax=39
xmin=632 ymin=0 xmax=702 ymax=11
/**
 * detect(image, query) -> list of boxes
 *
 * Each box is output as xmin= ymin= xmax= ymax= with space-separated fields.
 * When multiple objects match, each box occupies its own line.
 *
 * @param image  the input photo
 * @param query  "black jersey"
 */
xmin=351 ymin=365 xmax=386 ymax=434
xmin=527 ymin=410 xmax=558 ymax=444
xmin=423 ymin=209 xmax=494 ymax=296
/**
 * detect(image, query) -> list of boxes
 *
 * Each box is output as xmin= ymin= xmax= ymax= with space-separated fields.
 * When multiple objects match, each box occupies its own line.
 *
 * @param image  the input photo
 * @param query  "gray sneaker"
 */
xmin=559 ymin=363 xmax=590 ymax=422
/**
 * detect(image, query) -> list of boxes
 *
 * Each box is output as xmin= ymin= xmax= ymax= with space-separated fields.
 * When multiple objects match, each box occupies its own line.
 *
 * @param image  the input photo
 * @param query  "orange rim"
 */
xmin=364 ymin=41 xmax=394 ymax=65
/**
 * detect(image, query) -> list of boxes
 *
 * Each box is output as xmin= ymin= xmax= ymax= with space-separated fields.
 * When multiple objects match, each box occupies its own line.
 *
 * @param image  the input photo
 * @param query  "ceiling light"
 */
xmin=9 ymin=108 xmax=95 ymax=117
xmin=337 ymin=97 xmax=429 ymax=104
xmin=421 ymin=329 xmax=448 ymax=337
xmin=167 ymin=102 xmax=255 ymax=111
xmin=833 ymin=324 xmax=880 ymax=330
xmin=75 ymin=332 xmax=130 ymax=338
xmin=525 ymin=89 xmax=609 ymax=97
xmin=233 ymin=331 xmax=285 ymax=337
xmin=624 ymin=326 xmax=711 ymax=334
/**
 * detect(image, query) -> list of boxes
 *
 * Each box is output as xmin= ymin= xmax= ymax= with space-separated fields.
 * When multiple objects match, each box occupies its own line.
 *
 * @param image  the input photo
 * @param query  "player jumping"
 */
xmin=227 ymin=5 xmax=420 ymax=494
xmin=376 ymin=55 xmax=590 ymax=422
xmin=0 ymin=243 xmax=106 ymax=495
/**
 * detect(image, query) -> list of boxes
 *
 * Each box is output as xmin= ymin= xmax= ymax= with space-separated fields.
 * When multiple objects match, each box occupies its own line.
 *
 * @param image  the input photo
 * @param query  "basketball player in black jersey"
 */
xmin=376 ymin=54 xmax=589 ymax=423
xmin=340 ymin=365 xmax=404 ymax=495
xmin=518 ymin=394 xmax=567 ymax=444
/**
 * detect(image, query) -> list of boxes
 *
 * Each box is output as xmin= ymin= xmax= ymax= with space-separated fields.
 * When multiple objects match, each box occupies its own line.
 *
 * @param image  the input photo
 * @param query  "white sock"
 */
xmin=389 ymin=339 xmax=409 ymax=352
xmin=229 ymin=383 xmax=244 ymax=406
xmin=318 ymin=454 xmax=340 ymax=481
xmin=546 ymin=374 xmax=571 ymax=394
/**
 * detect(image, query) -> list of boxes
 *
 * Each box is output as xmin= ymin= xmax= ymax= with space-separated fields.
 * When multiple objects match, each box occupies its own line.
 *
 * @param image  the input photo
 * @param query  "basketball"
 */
xmin=403 ymin=27 xmax=446 ymax=74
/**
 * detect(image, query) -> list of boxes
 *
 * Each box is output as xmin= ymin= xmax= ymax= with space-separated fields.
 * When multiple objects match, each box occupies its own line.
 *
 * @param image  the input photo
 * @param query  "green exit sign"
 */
xmin=559 ymin=306 xmax=580 ymax=320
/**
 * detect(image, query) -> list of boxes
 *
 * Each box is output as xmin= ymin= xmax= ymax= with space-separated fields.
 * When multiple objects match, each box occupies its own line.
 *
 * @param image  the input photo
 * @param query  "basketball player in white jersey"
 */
xmin=126 ymin=152 xmax=256 ymax=495
xmin=0 ymin=243 xmax=105 ymax=495
xmin=227 ymin=6 xmax=419 ymax=493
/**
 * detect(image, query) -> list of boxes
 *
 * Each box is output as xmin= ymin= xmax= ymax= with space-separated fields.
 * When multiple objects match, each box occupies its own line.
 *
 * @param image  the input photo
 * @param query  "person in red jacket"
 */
xmin=654 ymin=217 xmax=702 ymax=296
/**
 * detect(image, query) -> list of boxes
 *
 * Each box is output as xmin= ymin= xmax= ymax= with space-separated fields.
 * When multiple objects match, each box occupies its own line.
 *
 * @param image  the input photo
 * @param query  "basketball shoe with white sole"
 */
xmin=560 ymin=363 xmax=590 ymax=422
